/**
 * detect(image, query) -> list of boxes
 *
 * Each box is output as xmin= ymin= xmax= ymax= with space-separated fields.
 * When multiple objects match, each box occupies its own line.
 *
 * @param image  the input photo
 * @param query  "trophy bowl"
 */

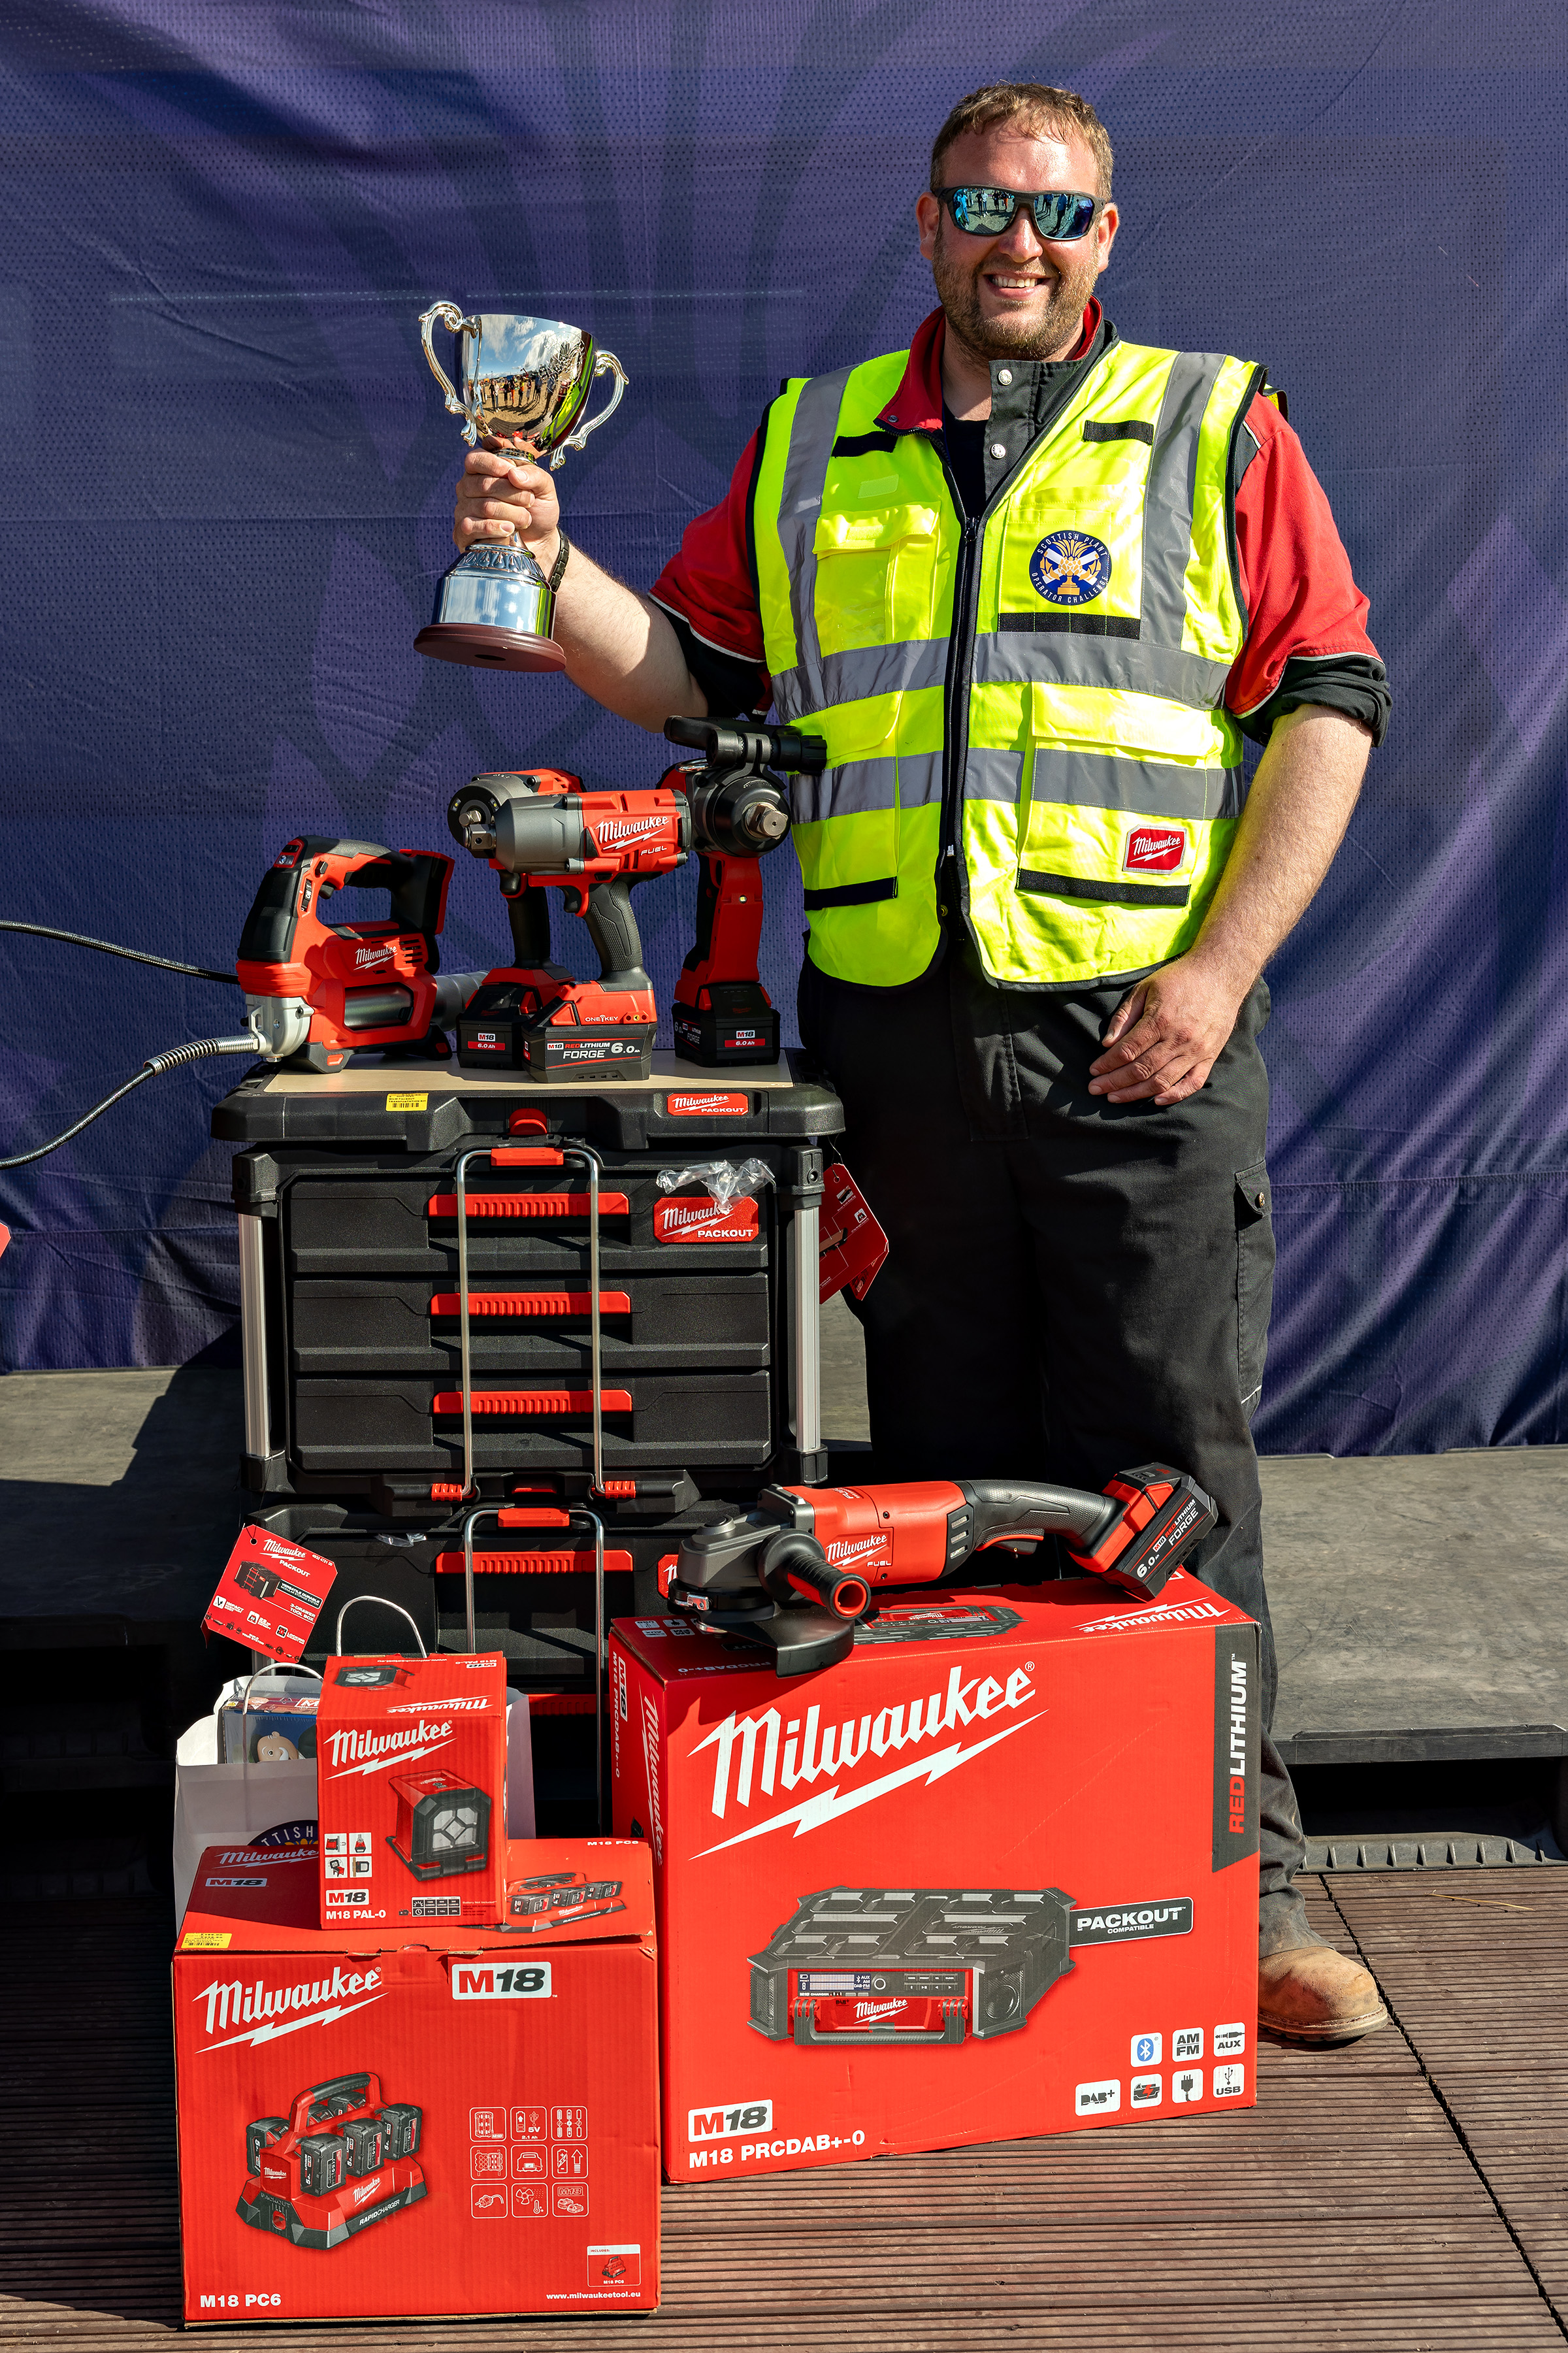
xmin=414 ymin=305 xmax=628 ymax=672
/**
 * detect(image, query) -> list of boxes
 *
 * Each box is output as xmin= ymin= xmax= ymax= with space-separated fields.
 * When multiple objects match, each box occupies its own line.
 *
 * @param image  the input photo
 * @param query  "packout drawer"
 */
xmin=289 ymin=1273 xmax=770 ymax=1376
xmin=290 ymin=1370 xmax=774 ymax=1475
xmin=284 ymin=1170 xmax=771 ymax=1278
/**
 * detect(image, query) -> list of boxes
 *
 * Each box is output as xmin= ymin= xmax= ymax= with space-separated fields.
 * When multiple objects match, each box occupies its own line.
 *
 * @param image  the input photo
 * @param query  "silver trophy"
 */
xmin=415 ymin=306 xmax=628 ymax=671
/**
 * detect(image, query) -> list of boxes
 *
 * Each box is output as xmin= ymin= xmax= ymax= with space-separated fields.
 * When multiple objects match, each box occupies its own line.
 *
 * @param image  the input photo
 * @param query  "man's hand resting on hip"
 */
xmin=1088 ymin=955 xmax=1245 ymax=1104
xmin=1087 ymin=704 xmax=1375 ymax=1108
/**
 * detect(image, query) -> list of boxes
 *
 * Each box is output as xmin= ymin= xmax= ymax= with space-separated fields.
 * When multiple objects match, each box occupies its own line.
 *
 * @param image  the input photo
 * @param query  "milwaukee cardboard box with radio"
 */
xmin=174 ymin=1835 xmax=658 ymax=2322
xmin=317 ymin=1651 xmax=508 ymax=1927
xmin=612 ymin=1574 xmax=1260 ymax=2180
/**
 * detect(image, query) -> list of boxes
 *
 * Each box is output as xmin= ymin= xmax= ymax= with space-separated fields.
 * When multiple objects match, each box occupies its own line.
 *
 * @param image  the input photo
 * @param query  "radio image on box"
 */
xmin=388 ymin=1769 xmax=492 ymax=1880
xmin=508 ymin=1869 xmax=625 ymax=1932
xmin=750 ymin=1888 xmax=1075 ymax=2046
xmin=237 ymin=2071 xmax=424 ymax=2250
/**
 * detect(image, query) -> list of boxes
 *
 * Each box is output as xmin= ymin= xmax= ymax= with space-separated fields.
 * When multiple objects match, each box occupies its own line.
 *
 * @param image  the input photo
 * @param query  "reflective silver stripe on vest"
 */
xmin=791 ymin=751 xmax=943 ymax=827
xmin=771 ymin=635 xmax=949 ymax=722
xmin=965 ymin=745 xmax=1247 ymax=819
xmin=972 ymin=630 xmax=1234 ymax=706
xmin=1140 ymin=352 xmax=1228 ymax=644
xmin=774 ymin=367 xmax=856 ymax=711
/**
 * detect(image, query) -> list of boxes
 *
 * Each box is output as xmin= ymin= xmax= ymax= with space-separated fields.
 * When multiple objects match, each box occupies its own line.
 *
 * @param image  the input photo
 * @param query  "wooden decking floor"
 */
xmin=5 ymin=1873 xmax=1566 ymax=2350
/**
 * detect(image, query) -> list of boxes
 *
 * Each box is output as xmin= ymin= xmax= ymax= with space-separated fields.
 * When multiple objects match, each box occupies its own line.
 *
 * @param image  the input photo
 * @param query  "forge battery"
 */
xmin=749 ymin=1887 xmax=1074 ymax=2045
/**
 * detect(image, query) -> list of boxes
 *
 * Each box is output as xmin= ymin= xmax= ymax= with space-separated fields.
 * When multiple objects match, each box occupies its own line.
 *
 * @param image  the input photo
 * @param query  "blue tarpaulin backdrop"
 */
xmin=1 ymin=2 xmax=1565 ymax=1455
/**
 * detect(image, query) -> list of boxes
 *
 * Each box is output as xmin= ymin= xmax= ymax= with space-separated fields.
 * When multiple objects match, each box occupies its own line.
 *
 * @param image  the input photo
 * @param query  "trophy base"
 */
xmin=414 ymin=623 xmax=566 ymax=672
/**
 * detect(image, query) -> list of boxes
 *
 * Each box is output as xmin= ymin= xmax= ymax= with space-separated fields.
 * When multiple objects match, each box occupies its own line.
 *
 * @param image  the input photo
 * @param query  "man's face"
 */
xmin=916 ymin=123 xmax=1119 ymax=364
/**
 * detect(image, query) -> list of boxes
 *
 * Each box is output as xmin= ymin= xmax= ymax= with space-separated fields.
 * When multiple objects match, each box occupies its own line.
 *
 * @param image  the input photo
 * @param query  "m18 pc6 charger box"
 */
xmin=316 ymin=1650 xmax=508 ymax=1928
xmin=611 ymin=1573 xmax=1260 ymax=2180
xmin=174 ymin=1835 xmax=658 ymax=2322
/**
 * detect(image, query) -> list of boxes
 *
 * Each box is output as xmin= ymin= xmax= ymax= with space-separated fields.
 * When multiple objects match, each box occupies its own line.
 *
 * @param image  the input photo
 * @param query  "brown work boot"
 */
xmin=1258 ymin=1943 xmax=1388 ymax=2043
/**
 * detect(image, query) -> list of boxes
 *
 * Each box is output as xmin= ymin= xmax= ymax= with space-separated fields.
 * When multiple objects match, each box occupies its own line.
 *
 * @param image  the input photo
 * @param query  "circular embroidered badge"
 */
xmin=1030 ymin=529 xmax=1113 ymax=605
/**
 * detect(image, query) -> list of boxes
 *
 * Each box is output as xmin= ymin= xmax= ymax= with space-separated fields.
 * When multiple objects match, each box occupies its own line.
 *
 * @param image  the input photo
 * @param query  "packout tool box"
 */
xmin=316 ymin=1649 xmax=508 ymax=1927
xmin=174 ymin=1834 xmax=658 ymax=2322
xmin=611 ymin=1574 xmax=1261 ymax=2180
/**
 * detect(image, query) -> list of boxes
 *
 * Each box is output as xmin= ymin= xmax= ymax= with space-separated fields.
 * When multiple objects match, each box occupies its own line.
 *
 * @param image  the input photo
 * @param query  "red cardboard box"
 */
xmin=174 ymin=1835 xmax=659 ymax=2322
xmin=611 ymin=1572 xmax=1260 ymax=2180
xmin=317 ymin=1651 xmax=508 ymax=1928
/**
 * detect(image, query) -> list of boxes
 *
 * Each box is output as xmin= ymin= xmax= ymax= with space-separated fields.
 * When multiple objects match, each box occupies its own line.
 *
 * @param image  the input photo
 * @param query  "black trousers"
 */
xmin=799 ymin=944 xmax=1309 ymax=1937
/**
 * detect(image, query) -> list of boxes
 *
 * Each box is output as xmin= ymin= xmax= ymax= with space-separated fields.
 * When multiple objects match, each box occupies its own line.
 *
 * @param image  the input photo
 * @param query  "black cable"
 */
xmin=0 ymin=919 xmax=233 ymax=984
xmin=0 ymin=1034 xmax=259 ymax=1168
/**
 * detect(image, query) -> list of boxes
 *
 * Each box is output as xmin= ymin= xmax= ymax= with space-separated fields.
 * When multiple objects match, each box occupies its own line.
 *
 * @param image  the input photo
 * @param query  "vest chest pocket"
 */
xmin=813 ymin=504 xmax=939 ymax=655
xmin=996 ymin=489 xmax=1146 ymax=627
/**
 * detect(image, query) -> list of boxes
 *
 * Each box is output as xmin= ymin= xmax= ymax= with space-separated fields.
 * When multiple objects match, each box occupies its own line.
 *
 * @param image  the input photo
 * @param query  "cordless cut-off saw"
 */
xmin=659 ymin=1468 xmax=1217 ymax=1674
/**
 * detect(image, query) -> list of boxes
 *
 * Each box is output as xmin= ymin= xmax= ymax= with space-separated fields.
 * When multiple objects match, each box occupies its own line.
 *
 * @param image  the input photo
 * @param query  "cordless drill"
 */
xmin=446 ymin=770 xmax=691 ymax=1082
xmin=660 ymin=1468 xmax=1217 ymax=1674
xmin=660 ymin=716 xmax=817 ymax=1066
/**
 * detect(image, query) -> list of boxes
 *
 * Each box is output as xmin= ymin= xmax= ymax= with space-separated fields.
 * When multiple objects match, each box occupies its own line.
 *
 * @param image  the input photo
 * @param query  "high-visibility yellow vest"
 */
xmin=754 ymin=337 xmax=1270 ymax=987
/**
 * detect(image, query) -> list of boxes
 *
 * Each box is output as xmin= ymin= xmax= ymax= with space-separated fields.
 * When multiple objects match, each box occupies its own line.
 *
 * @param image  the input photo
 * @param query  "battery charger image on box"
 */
xmin=749 ymin=1887 xmax=1075 ymax=2045
xmin=507 ymin=1869 xmax=625 ymax=1932
xmin=387 ymin=1768 xmax=492 ymax=1880
xmin=237 ymin=2072 xmax=424 ymax=2248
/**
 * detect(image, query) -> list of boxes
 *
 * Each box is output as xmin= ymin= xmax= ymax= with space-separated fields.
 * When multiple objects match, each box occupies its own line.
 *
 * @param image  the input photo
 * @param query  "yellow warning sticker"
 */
xmin=386 ymin=1093 xmax=429 ymax=1111
xmin=180 ymin=1931 xmax=233 ymax=1950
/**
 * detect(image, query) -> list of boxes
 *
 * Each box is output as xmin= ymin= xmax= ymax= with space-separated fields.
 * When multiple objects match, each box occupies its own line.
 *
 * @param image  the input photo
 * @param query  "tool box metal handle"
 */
xmin=453 ymin=1140 xmax=607 ymax=1501
xmin=792 ymin=2007 xmax=966 ymax=2047
xmin=461 ymin=1502 xmax=606 ymax=1829
xmin=333 ymin=1595 xmax=428 ymax=1656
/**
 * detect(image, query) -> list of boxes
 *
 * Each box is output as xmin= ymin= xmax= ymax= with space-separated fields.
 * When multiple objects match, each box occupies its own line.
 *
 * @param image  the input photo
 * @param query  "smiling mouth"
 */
xmin=985 ymin=273 xmax=1052 ymax=295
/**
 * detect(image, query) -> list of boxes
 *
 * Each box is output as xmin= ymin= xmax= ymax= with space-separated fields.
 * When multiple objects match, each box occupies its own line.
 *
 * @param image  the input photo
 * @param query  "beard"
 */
xmin=931 ymin=215 xmax=1101 ymax=364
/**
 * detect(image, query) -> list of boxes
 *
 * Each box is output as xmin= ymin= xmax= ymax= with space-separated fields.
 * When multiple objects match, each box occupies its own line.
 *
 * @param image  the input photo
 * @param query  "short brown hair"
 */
xmin=930 ymin=83 xmax=1114 ymax=204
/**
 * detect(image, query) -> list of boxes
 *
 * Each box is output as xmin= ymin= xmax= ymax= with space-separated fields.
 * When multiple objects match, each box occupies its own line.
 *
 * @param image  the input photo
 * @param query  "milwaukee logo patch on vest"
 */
xmin=1124 ymin=825 xmax=1188 ymax=875
xmin=756 ymin=336 xmax=1269 ymax=991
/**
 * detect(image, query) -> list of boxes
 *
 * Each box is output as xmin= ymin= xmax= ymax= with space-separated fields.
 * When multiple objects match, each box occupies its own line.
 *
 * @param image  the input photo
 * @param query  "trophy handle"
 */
xmin=548 ymin=350 xmax=628 ymax=472
xmin=419 ymin=301 xmax=483 ymax=445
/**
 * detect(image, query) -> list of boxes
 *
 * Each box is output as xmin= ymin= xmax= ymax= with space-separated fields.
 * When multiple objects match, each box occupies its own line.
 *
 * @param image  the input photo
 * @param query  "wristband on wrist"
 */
xmin=547 ymin=529 xmax=571 ymax=593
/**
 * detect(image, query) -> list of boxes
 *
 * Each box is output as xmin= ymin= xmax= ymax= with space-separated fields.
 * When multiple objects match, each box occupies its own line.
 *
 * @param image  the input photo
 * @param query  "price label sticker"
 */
xmin=386 ymin=1092 xmax=429 ymax=1111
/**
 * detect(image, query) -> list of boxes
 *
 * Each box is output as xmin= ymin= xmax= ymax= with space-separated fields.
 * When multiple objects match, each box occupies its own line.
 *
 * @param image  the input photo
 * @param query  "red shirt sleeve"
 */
xmin=1225 ymin=396 xmax=1380 ymax=718
xmin=649 ymin=427 xmax=768 ymax=670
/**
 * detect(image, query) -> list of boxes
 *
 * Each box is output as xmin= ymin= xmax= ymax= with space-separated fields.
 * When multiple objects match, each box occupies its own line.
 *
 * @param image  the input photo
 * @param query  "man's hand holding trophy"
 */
xmin=415 ymin=305 xmax=627 ymax=672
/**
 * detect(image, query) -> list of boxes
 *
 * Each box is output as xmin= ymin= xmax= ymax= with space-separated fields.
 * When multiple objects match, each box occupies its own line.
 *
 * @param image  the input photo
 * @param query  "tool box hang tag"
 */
xmin=204 ymin=1528 xmax=338 ymax=1664
xmin=819 ymin=1153 xmax=889 ymax=1305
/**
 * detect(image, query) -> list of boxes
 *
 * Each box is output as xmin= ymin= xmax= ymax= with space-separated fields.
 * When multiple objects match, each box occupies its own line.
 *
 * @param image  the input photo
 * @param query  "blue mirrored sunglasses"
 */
xmin=938 ymin=186 xmax=1099 ymax=242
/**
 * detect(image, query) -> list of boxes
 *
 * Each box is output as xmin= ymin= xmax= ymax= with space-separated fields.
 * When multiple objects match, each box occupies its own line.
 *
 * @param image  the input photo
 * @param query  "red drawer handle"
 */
xmin=490 ymin=1146 xmax=564 ymax=1166
xmin=427 ymin=1191 xmax=629 ymax=1220
xmin=428 ymin=1291 xmax=632 ymax=1320
xmin=432 ymin=1389 xmax=634 ymax=1417
xmin=434 ymin=1548 xmax=634 ymax=1576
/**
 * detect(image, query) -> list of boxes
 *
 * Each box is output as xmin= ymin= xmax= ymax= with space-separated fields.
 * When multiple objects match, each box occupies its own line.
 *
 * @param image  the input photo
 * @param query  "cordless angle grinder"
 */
xmin=661 ymin=1468 xmax=1218 ymax=1675
xmin=444 ymin=717 xmax=811 ymax=1081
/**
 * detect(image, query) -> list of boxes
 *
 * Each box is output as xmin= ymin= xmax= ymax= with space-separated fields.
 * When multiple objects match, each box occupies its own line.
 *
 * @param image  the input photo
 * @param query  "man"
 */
xmin=452 ymin=83 xmax=1390 ymax=2043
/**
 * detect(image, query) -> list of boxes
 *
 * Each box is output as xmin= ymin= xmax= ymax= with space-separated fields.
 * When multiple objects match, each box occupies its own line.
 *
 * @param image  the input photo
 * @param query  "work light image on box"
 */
xmin=387 ymin=1768 xmax=492 ymax=1880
